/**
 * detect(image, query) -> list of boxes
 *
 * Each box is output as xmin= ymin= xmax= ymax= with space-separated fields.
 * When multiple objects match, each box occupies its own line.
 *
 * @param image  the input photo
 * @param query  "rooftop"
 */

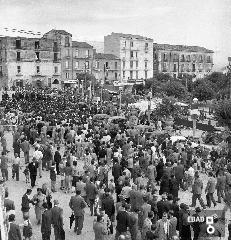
xmin=72 ymin=41 xmax=93 ymax=48
xmin=107 ymin=32 xmax=153 ymax=41
xmin=153 ymin=43 xmax=214 ymax=53
xmin=95 ymin=53 xmax=120 ymax=60
xmin=43 ymin=29 xmax=72 ymax=37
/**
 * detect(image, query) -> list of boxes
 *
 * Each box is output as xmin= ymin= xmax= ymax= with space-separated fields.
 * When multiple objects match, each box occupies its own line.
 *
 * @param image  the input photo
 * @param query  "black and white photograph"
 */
xmin=0 ymin=0 xmax=231 ymax=239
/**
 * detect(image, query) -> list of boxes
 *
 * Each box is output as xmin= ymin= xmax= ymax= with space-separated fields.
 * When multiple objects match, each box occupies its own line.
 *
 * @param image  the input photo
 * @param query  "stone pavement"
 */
xmin=2 ymin=131 xmax=230 ymax=239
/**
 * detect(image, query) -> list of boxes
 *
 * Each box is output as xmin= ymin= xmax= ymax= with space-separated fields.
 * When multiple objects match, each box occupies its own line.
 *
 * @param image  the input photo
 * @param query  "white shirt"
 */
xmin=188 ymin=167 xmax=195 ymax=177
xmin=33 ymin=150 xmax=43 ymax=161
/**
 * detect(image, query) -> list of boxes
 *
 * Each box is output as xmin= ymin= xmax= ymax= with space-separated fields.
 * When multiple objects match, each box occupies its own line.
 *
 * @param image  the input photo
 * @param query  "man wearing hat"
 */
xmin=41 ymin=202 xmax=52 ymax=240
xmin=51 ymin=200 xmax=63 ymax=240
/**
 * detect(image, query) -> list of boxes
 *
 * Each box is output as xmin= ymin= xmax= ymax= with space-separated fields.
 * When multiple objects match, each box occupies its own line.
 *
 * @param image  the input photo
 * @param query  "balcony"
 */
xmin=16 ymin=72 xmax=23 ymax=77
xmin=173 ymin=59 xmax=179 ymax=62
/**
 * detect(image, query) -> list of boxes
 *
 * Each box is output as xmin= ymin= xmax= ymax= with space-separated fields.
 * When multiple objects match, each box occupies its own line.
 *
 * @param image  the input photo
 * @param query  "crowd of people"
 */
xmin=1 ymin=88 xmax=231 ymax=240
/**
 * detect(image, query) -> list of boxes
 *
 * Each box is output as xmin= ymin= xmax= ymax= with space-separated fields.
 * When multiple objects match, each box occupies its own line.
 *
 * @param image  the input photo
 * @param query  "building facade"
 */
xmin=93 ymin=53 xmax=121 ymax=84
xmin=72 ymin=41 xmax=94 ymax=80
xmin=153 ymin=43 xmax=214 ymax=79
xmin=0 ymin=34 xmax=61 ymax=89
xmin=104 ymin=32 xmax=153 ymax=83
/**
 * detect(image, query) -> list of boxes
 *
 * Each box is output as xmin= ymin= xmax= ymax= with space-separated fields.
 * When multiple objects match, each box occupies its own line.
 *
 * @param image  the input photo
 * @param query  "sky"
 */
xmin=0 ymin=0 xmax=230 ymax=69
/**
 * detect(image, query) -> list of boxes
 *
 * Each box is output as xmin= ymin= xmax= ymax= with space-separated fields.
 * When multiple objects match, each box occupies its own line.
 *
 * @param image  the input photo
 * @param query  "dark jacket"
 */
xmin=101 ymin=195 xmax=115 ymax=218
xmin=4 ymin=198 xmax=15 ymax=212
xmin=54 ymin=151 xmax=61 ymax=164
xmin=174 ymin=164 xmax=184 ymax=180
xmin=69 ymin=195 xmax=87 ymax=216
xmin=85 ymin=182 xmax=98 ymax=200
xmin=51 ymin=206 xmax=63 ymax=228
xmin=28 ymin=162 xmax=38 ymax=176
xmin=41 ymin=209 xmax=52 ymax=233
xmin=8 ymin=222 xmax=22 ymax=240
xmin=112 ymin=163 xmax=122 ymax=181
xmin=21 ymin=193 xmax=32 ymax=212
xmin=116 ymin=210 xmax=130 ymax=233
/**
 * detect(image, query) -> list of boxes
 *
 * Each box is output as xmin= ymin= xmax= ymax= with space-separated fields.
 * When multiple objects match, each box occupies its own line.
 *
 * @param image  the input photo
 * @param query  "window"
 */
xmin=74 ymin=61 xmax=78 ymax=69
xmin=0 ymin=66 xmax=2 ymax=76
xmin=53 ymin=42 xmax=58 ymax=52
xmin=86 ymin=50 xmax=90 ymax=57
xmin=145 ymin=42 xmax=148 ymax=49
xmin=136 ymin=52 xmax=138 ymax=58
xmin=48 ymin=78 xmax=52 ymax=87
xmin=130 ymin=41 xmax=133 ymax=47
xmin=181 ymin=55 xmax=185 ymax=62
xmin=36 ymin=66 xmax=40 ymax=74
xmin=187 ymin=55 xmax=191 ymax=62
xmin=181 ymin=64 xmax=184 ymax=72
xmin=16 ymin=39 xmax=21 ymax=49
xmin=163 ymin=63 xmax=167 ymax=72
xmin=173 ymin=54 xmax=178 ymax=61
xmin=136 ymin=61 xmax=138 ymax=68
xmin=123 ymin=61 xmax=125 ymax=69
xmin=54 ymin=66 xmax=58 ymax=73
xmin=130 ymin=51 xmax=134 ymax=58
xmin=96 ymin=61 xmax=100 ymax=69
xmin=154 ymin=53 xmax=157 ymax=60
xmin=65 ymin=36 xmax=70 ymax=47
xmin=115 ymin=72 xmax=118 ymax=80
xmin=199 ymin=55 xmax=203 ymax=62
xmin=145 ymin=61 xmax=148 ymax=69
xmin=145 ymin=70 xmax=148 ymax=79
xmin=16 ymin=52 xmax=21 ymax=61
xmin=173 ymin=64 xmax=177 ymax=72
xmin=207 ymin=56 xmax=211 ymax=63
xmin=66 ymin=49 xmax=70 ymax=57
xmin=85 ymin=61 xmax=89 ymax=69
xmin=130 ymin=61 xmax=133 ymax=69
xmin=163 ymin=53 xmax=167 ymax=61
xmin=136 ymin=71 xmax=138 ymax=79
xmin=65 ymin=72 xmax=69 ymax=79
xmin=76 ymin=49 xmax=79 ymax=57
xmin=105 ymin=62 xmax=108 ymax=68
xmin=35 ymin=41 xmax=40 ymax=49
xmin=35 ymin=52 xmax=40 ymax=61
xmin=123 ymin=71 xmax=125 ymax=78
xmin=115 ymin=62 xmax=117 ymax=69
xmin=54 ymin=53 xmax=58 ymax=62
xmin=65 ymin=61 xmax=69 ymax=69
xmin=130 ymin=71 xmax=133 ymax=79
xmin=192 ymin=64 xmax=196 ymax=72
xmin=17 ymin=66 xmax=21 ymax=74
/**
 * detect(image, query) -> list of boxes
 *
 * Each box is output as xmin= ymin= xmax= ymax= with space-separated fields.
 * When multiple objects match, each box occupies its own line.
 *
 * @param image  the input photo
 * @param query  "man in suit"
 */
xmin=4 ymin=191 xmax=15 ymax=214
xmin=155 ymin=211 xmax=172 ymax=240
xmin=51 ymin=200 xmax=63 ymax=240
xmin=20 ymin=137 xmax=30 ymax=164
xmin=191 ymin=171 xmax=206 ymax=209
xmin=8 ymin=214 xmax=22 ymax=240
xmin=28 ymin=157 xmax=39 ymax=188
xmin=101 ymin=188 xmax=115 ymax=234
xmin=205 ymin=171 xmax=217 ymax=208
xmin=41 ymin=203 xmax=52 ymax=240
xmin=174 ymin=161 xmax=184 ymax=190
xmin=21 ymin=189 xmax=33 ymax=220
xmin=53 ymin=146 xmax=61 ymax=175
xmin=69 ymin=189 xmax=87 ymax=235
xmin=85 ymin=177 xmax=98 ymax=216
xmin=112 ymin=159 xmax=122 ymax=185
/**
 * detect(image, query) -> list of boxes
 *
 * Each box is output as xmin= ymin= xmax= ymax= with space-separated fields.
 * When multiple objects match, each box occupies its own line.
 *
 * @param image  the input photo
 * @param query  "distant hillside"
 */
xmin=88 ymin=41 xmax=104 ymax=53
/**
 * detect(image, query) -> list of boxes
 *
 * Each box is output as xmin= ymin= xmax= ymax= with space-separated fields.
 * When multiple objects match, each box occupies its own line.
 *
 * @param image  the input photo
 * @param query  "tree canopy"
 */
xmin=214 ymin=99 xmax=231 ymax=130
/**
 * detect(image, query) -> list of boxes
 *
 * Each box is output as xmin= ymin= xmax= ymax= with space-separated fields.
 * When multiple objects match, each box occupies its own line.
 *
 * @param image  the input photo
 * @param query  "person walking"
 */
xmin=12 ymin=153 xmax=20 ymax=181
xmin=28 ymin=158 xmax=39 ymax=188
xmin=69 ymin=189 xmax=87 ymax=235
xmin=216 ymin=169 xmax=226 ymax=203
xmin=1 ymin=151 xmax=9 ymax=181
xmin=205 ymin=171 xmax=217 ymax=208
xmin=20 ymin=137 xmax=30 ymax=164
xmin=8 ymin=214 xmax=22 ymax=240
xmin=85 ymin=177 xmax=98 ymax=216
xmin=190 ymin=171 xmax=206 ymax=209
xmin=41 ymin=203 xmax=52 ymax=240
xmin=21 ymin=189 xmax=33 ymax=220
xmin=54 ymin=146 xmax=61 ymax=175
xmin=32 ymin=188 xmax=46 ymax=224
xmin=51 ymin=200 xmax=64 ymax=240
xmin=93 ymin=215 xmax=108 ymax=240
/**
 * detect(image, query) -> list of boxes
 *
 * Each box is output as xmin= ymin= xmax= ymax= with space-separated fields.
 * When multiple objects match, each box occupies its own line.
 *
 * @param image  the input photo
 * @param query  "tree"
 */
xmin=151 ymin=96 xmax=181 ymax=120
xmin=155 ymin=73 xmax=173 ymax=83
xmin=76 ymin=72 xmax=100 ymax=91
xmin=121 ymin=93 xmax=135 ymax=104
xmin=193 ymin=80 xmax=215 ymax=101
xmin=161 ymin=80 xmax=188 ymax=100
xmin=214 ymin=99 xmax=231 ymax=130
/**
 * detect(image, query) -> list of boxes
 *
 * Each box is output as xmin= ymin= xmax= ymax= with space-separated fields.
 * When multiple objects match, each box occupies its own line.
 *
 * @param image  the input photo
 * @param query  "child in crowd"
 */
xmin=22 ymin=215 xmax=33 ymax=240
xmin=23 ymin=165 xmax=30 ymax=184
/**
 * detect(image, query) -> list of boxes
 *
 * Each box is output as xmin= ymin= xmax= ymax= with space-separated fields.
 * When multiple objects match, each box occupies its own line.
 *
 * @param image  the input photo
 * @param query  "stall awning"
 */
xmin=64 ymin=80 xmax=78 ymax=84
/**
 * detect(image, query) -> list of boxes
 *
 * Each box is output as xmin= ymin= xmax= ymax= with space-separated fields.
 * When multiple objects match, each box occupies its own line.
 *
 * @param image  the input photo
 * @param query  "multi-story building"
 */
xmin=153 ymin=43 xmax=214 ymax=79
xmin=104 ymin=32 xmax=153 ymax=83
xmin=93 ymin=53 xmax=121 ymax=84
xmin=0 ymin=35 xmax=61 ymax=89
xmin=72 ymin=41 xmax=94 ymax=79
